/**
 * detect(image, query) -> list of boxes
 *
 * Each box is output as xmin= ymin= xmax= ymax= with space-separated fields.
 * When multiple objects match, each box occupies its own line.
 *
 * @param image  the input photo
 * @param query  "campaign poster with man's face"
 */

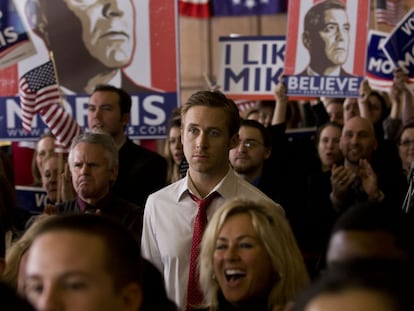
xmin=0 ymin=0 xmax=179 ymax=140
xmin=283 ymin=0 xmax=369 ymax=98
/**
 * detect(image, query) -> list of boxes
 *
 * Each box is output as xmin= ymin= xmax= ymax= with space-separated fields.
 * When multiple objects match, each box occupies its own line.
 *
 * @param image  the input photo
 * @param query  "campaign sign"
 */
xmin=0 ymin=92 xmax=176 ymax=141
xmin=15 ymin=185 xmax=46 ymax=215
xmin=0 ymin=0 xmax=179 ymax=140
xmin=216 ymin=36 xmax=285 ymax=100
xmin=0 ymin=0 xmax=36 ymax=69
xmin=366 ymin=31 xmax=395 ymax=92
xmin=383 ymin=8 xmax=414 ymax=77
xmin=283 ymin=0 xmax=369 ymax=98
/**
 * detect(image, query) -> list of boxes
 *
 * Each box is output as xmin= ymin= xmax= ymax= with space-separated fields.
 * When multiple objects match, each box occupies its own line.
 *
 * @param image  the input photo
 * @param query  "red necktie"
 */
xmin=186 ymin=192 xmax=218 ymax=311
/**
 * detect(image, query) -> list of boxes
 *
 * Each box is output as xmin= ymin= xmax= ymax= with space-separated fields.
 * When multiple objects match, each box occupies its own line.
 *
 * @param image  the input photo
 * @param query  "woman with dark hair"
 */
xmin=271 ymin=80 xmax=344 ymax=278
xmin=164 ymin=108 xmax=185 ymax=184
xmin=31 ymin=133 xmax=55 ymax=187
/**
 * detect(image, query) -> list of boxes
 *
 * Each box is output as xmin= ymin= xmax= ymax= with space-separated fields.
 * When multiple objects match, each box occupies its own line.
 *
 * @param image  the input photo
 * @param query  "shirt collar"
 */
xmin=77 ymin=192 xmax=113 ymax=213
xmin=177 ymin=166 xmax=239 ymax=202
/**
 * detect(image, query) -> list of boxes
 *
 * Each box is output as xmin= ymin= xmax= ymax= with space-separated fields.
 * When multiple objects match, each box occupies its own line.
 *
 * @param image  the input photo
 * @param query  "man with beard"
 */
xmin=229 ymin=119 xmax=284 ymax=202
xmin=330 ymin=116 xmax=405 ymax=211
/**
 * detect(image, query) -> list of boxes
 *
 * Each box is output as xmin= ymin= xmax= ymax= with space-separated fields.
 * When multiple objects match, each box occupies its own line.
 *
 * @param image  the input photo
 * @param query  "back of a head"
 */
xmin=293 ymin=259 xmax=414 ymax=311
xmin=327 ymin=202 xmax=412 ymax=264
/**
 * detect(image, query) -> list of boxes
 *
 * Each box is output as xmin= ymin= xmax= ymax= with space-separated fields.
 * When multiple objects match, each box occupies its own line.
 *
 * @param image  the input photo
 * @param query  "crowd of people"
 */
xmin=0 ymin=66 xmax=413 ymax=310
xmin=1 ymin=19 xmax=414 ymax=311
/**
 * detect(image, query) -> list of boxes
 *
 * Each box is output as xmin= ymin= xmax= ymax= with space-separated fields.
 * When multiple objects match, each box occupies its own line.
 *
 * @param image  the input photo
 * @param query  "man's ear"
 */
xmin=110 ymin=164 xmax=119 ymax=184
xmin=302 ymin=31 xmax=311 ymax=50
xmin=120 ymin=283 xmax=142 ymax=311
xmin=25 ymin=0 xmax=50 ymax=46
xmin=121 ymin=113 xmax=130 ymax=128
xmin=229 ymin=133 xmax=239 ymax=150
xmin=264 ymin=147 xmax=272 ymax=160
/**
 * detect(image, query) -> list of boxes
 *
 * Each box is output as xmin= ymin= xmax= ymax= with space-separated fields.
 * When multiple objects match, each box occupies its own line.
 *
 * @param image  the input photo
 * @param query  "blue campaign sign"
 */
xmin=283 ymin=75 xmax=363 ymax=98
xmin=0 ymin=0 xmax=36 ymax=69
xmin=383 ymin=8 xmax=414 ymax=75
xmin=0 ymin=92 xmax=177 ymax=141
xmin=366 ymin=31 xmax=395 ymax=91
xmin=216 ymin=36 xmax=285 ymax=100
xmin=15 ymin=185 xmax=46 ymax=215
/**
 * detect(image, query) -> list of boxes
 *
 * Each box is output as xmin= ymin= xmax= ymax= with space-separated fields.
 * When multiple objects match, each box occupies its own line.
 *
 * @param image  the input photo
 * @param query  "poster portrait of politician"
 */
xmin=15 ymin=0 xmax=178 ymax=95
xmin=284 ymin=0 xmax=369 ymax=98
xmin=0 ymin=0 xmax=178 ymax=141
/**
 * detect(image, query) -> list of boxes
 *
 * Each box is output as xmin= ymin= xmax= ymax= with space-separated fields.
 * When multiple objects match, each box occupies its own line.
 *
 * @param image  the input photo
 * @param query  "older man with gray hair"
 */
xmin=55 ymin=132 xmax=143 ymax=240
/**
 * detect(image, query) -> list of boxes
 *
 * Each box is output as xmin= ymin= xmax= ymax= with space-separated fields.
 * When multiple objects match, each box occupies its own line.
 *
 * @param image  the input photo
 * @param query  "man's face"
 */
xmin=229 ymin=126 xmax=270 ymax=176
xmin=70 ymin=142 xmax=117 ymax=203
xmin=36 ymin=136 xmax=55 ymax=174
xmin=326 ymin=102 xmax=344 ymax=126
xmin=181 ymin=106 xmax=237 ymax=178
xmin=62 ymin=0 xmax=135 ymax=68
xmin=41 ymin=157 xmax=59 ymax=203
xmin=25 ymin=231 xmax=134 ymax=311
xmin=315 ymin=8 xmax=350 ymax=66
xmin=87 ymin=91 xmax=128 ymax=139
xmin=343 ymin=98 xmax=359 ymax=123
xmin=340 ymin=117 xmax=377 ymax=165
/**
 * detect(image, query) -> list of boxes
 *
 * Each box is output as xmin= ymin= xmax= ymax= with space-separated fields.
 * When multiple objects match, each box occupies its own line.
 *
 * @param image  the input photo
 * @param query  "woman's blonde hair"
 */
xmin=1 ymin=215 xmax=54 ymax=292
xmin=199 ymin=198 xmax=310 ymax=310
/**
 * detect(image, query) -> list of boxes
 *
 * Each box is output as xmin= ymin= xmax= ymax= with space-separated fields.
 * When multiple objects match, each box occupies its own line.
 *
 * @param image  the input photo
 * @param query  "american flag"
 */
xmin=39 ymin=104 xmax=81 ymax=149
xmin=19 ymin=61 xmax=80 ymax=148
xmin=19 ymin=61 xmax=60 ymax=132
xmin=375 ymin=0 xmax=406 ymax=26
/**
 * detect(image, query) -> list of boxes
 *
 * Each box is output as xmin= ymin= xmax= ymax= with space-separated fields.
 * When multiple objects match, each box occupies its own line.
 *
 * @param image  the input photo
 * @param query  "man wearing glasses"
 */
xmin=229 ymin=119 xmax=286 ymax=204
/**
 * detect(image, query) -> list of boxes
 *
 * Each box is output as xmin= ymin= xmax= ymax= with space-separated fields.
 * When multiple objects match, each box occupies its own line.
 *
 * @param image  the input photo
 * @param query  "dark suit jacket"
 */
xmin=55 ymin=193 xmax=143 ymax=242
xmin=121 ymin=72 xmax=154 ymax=93
xmin=296 ymin=66 xmax=354 ymax=77
xmin=113 ymin=138 xmax=167 ymax=207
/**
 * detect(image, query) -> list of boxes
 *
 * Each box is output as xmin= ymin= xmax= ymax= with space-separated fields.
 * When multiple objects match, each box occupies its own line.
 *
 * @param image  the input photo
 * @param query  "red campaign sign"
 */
xmin=0 ymin=0 xmax=179 ymax=140
xmin=1 ymin=0 xmax=179 ymax=96
xmin=283 ymin=0 xmax=370 ymax=98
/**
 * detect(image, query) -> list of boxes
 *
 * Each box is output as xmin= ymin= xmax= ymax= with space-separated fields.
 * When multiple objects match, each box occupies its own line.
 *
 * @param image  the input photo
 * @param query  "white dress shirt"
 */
xmin=141 ymin=167 xmax=283 ymax=310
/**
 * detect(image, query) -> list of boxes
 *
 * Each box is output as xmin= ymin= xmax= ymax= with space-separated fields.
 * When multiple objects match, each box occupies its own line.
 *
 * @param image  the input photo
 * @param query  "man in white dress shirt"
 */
xmin=141 ymin=90 xmax=283 ymax=310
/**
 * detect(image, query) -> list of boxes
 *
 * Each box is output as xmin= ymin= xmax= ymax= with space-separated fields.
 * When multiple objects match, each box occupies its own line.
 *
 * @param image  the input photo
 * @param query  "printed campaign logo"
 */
xmin=382 ymin=8 xmax=414 ymax=95
xmin=383 ymin=8 xmax=414 ymax=77
xmin=365 ymin=30 xmax=395 ymax=92
xmin=216 ymin=36 xmax=285 ymax=100
xmin=283 ymin=0 xmax=369 ymax=98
